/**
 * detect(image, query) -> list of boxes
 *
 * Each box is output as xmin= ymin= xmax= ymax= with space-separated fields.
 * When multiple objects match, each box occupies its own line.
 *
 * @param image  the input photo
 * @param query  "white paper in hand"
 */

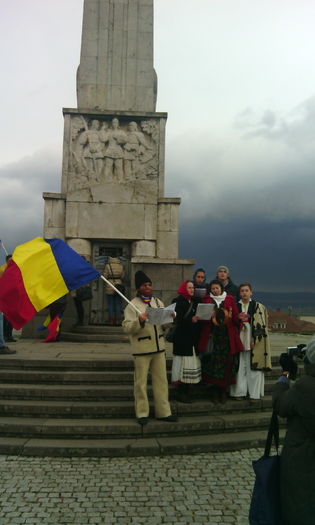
xmin=196 ymin=303 xmax=214 ymax=320
xmin=147 ymin=302 xmax=176 ymax=325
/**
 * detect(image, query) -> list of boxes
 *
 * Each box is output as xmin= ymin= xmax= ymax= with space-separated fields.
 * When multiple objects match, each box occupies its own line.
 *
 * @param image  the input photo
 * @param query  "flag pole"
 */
xmin=100 ymin=275 xmax=142 ymax=315
xmin=0 ymin=240 xmax=8 ymax=256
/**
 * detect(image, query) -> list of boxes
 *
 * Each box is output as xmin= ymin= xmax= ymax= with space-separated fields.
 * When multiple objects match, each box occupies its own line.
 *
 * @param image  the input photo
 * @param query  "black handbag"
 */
xmin=165 ymin=325 xmax=177 ymax=343
xmin=76 ymin=285 xmax=93 ymax=301
xmin=249 ymin=410 xmax=283 ymax=525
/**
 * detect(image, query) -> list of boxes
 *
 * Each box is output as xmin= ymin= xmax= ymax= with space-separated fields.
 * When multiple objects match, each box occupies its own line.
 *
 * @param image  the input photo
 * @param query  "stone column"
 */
xmin=77 ymin=0 xmax=157 ymax=112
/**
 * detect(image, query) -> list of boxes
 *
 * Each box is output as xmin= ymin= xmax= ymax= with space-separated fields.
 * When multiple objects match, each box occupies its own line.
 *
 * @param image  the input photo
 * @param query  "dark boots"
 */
xmin=176 ymin=383 xmax=192 ymax=403
xmin=212 ymin=386 xmax=227 ymax=404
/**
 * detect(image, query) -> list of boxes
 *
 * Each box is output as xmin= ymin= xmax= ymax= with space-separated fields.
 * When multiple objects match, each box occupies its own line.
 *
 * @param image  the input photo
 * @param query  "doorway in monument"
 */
xmin=90 ymin=241 xmax=131 ymax=325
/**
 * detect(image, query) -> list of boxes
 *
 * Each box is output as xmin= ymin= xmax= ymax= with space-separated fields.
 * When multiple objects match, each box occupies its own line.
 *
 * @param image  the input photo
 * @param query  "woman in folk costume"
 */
xmin=230 ymin=282 xmax=271 ymax=401
xmin=198 ymin=279 xmax=243 ymax=403
xmin=103 ymin=256 xmax=125 ymax=325
xmin=171 ymin=280 xmax=201 ymax=403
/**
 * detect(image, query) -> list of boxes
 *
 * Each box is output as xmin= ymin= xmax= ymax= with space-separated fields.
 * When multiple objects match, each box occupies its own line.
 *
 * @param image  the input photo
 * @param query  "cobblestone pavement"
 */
xmin=0 ymin=448 xmax=262 ymax=525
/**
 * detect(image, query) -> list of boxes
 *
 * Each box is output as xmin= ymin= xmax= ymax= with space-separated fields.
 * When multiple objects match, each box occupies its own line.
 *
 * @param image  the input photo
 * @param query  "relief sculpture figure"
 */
xmin=103 ymin=118 xmax=127 ymax=182
xmin=123 ymin=121 xmax=154 ymax=180
xmin=79 ymin=119 xmax=107 ymax=183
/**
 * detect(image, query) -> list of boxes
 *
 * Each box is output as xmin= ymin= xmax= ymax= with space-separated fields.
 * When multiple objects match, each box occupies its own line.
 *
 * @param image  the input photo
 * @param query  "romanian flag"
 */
xmin=0 ymin=237 xmax=100 ymax=329
xmin=42 ymin=315 xmax=62 ymax=343
xmin=37 ymin=313 xmax=52 ymax=332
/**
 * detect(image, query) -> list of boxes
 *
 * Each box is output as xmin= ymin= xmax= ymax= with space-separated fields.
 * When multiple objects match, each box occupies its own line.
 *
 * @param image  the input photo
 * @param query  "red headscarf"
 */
xmin=177 ymin=280 xmax=193 ymax=301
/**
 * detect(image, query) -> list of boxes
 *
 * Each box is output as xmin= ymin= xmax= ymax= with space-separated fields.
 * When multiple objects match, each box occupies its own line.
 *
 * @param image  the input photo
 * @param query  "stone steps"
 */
xmin=0 ymin=368 xmax=284 ymax=383
xmin=0 ymin=429 xmax=286 ymax=457
xmin=0 ymin=369 xmax=135 ymax=384
xmin=0 ymin=355 xmax=291 ymax=456
xmin=0 ymin=411 xmax=284 ymax=439
xmin=0 ymin=380 xmax=279 ymax=401
xmin=0 ymin=355 xmax=293 ymax=371
xmin=61 ymin=325 xmax=128 ymax=343
xmin=0 ymin=397 xmax=272 ymax=418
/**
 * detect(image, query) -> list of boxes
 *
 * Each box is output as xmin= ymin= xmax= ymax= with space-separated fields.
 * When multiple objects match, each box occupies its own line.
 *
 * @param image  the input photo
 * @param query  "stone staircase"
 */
xmin=0 ymin=355 xmax=290 ymax=457
xmin=61 ymin=325 xmax=128 ymax=344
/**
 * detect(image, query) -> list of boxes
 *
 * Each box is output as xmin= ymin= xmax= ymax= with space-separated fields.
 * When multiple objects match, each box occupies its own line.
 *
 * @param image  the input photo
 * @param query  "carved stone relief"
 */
xmin=68 ymin=116 xmax=158 ymax=191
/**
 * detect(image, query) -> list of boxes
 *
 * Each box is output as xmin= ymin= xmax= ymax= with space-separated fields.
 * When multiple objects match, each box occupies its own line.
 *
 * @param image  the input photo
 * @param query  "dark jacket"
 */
xmin=272 ymin=365 xmax=315 ymax=525
xmin=224 ymin=278 xmax=239 ymax=299
xmin=173 ymin=295 xmax=198 ymax=356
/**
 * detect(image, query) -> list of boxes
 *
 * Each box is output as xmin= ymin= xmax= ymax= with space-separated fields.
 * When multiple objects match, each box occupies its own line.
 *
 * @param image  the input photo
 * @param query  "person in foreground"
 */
xmin=272 ymin=339 xmax=315 ymax=525
xmin=171 ymin=280 xmax=201 ymax=403
xmin=198 ymin=279 xmax=243 ymax=403
xmin=122 ymin=271 xmax=177 ymax=425
xmin=230 ymin=282 xmax=271 ymax=401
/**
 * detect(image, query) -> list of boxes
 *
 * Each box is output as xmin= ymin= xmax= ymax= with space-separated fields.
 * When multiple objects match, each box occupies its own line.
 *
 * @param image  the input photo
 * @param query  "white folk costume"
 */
xmin=122 ymin=295 xmax=172 ymax=420
xmin=230 ymin=299 xmax=271 ymax=400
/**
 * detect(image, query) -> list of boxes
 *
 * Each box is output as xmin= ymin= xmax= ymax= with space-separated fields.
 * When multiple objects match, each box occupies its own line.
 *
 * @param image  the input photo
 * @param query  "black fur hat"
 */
xmin=135 ymin=270 xmax=152 ymax=289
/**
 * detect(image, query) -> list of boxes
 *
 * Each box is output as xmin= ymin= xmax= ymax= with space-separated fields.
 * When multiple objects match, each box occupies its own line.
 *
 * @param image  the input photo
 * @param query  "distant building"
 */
xmin=268 ymin=310 xmax=315 ymax=334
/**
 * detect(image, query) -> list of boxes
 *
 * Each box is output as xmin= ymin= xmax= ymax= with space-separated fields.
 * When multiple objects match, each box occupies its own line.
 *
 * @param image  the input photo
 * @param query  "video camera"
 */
xmin=279 ymin=344 xmax=306 ymax=381
xmin=287 ymin=344 xmax=307 ymax=359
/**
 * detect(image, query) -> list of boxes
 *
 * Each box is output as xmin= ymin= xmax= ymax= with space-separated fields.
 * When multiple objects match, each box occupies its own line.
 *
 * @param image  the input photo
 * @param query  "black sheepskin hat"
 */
xmin=135 ymin=270 xmax=152 ymax=289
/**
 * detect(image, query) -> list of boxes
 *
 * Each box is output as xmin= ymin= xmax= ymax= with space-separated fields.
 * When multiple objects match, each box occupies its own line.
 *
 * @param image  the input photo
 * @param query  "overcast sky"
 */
xmin=1 ymin=0 xmax=315 ymax=292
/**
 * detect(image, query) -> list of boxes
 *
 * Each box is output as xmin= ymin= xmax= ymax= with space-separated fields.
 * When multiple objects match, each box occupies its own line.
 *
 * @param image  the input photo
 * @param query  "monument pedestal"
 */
xmin=43 ymin=109 xmax=194 ymax=323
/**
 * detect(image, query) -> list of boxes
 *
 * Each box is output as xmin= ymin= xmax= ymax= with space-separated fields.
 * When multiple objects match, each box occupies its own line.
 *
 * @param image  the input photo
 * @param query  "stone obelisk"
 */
xmin=77 ymin=0 xmax=157 ymax=113
xmin=43 ymin=0 xmax=194 ymax=324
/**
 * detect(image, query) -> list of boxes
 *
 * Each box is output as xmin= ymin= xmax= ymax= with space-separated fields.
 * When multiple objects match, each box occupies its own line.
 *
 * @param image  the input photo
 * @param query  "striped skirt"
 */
xmin=171 ymin=348 xmax=202 ymax=384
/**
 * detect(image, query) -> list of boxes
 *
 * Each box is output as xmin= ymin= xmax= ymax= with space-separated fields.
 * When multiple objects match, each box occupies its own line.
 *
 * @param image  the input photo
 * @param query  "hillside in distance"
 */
xmin=255 ymin=292 xmax=315 ymax=315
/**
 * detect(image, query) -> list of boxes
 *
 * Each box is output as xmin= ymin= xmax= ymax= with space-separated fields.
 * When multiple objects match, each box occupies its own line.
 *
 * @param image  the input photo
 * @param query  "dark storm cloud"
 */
xmin=0 ymin=148 xmax=60 ymax=261
xmin=179 ymin=218 xmax=315 ymax=292
xmin=165 ymin=95 xmax=315 ymax=291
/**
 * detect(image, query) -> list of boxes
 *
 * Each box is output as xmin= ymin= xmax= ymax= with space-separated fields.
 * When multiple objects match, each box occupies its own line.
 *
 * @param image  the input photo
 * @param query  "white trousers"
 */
xmin=230 ymin=350 xmax=264 ymax=399
xmin=133 ymin=352 xmax=172 ymax=419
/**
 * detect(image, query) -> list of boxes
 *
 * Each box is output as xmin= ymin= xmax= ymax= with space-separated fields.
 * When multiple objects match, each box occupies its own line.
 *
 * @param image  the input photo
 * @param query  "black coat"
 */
xmin=173 ymin=295 xmax=198 ymax=356
xmin=224 ymin=278 xmax=239 ymax=299
xmin=272 ymin=365 xmax=315 ymax=525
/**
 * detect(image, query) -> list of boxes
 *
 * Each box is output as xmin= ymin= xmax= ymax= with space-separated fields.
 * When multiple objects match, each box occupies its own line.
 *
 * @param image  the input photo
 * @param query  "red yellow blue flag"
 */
xmin=42 ymin=315 xmax=62 ymax=343
xmin=0 ymin=237 xmax=100 ymax=329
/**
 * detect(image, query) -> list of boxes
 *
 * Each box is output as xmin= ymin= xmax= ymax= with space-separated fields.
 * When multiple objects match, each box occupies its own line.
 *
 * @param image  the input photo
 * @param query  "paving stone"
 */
xmin=0 ymin=448 xmax=263 ymax=523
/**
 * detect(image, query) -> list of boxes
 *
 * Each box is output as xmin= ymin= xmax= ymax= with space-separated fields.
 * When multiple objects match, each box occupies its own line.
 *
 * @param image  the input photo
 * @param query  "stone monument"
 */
xmin=43 ymin=0 xmax=194 ymax=324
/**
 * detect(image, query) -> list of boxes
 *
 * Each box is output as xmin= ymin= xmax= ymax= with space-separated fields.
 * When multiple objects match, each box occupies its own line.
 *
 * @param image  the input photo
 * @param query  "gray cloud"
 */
xmin=162 ymin=95 xmax=315 ymax=291
xmin=165 ymin=95 xmax=315 ymax=226
xmin=0 ymin=147 xmax=60 ymax=260
xmin=235 ymin=96 xmax=315 ymax=151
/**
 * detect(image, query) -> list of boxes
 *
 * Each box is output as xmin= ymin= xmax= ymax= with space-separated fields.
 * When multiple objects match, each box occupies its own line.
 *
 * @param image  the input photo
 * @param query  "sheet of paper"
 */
xmin=146 ymin=302 xmax=176 ymax=325
xmin=194 ymin=287 xmax=207 ymax=298
xmin=196 ymin=303 xmax=214 ymax=320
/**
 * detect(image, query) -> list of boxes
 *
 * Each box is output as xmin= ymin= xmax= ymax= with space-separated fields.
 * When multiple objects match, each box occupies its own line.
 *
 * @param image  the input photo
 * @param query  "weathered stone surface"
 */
xmin=131 ymin=240 xmax=156 ymax=257
xmin=77 ymin=0 xmax=156 ymax=112
xmin=43 ymin=193 xmax=66 ymax=240
xmin=156 ymin=231 xmax=179 ymax=259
